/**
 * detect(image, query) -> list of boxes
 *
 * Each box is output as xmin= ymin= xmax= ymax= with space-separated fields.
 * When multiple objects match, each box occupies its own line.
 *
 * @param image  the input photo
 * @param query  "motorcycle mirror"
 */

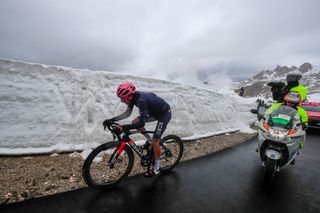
xmin=251 ymin=109 xmax=258 ymax=114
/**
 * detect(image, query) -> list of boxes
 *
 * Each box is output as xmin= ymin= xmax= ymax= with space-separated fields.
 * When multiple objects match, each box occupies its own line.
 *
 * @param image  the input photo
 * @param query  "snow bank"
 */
xmin=0 ymin=58 xmax=256 ymax=154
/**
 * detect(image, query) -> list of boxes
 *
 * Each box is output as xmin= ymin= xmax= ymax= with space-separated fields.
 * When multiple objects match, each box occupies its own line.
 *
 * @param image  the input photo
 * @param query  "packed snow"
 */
xmin=0 ymin=58 xmax=257 ymax=155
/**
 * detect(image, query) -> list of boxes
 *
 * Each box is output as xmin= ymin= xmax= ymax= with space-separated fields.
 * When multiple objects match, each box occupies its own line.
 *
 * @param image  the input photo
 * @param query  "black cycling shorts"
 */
xmin=152 ymin=108 xmax=171 ymax=139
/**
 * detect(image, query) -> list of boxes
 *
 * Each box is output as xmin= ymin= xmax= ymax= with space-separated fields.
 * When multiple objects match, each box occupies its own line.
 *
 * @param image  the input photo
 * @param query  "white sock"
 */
xmin=154 ymin=160 xmax=160 ymax=171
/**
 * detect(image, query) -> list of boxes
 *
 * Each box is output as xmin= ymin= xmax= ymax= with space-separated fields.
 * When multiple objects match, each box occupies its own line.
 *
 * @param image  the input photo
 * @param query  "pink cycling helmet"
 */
xmin=116 ymin=82 xmax=136 ymax=102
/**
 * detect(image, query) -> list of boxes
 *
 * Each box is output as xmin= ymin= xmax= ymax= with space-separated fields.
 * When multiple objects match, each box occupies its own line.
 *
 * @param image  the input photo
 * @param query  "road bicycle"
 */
xmin=82 ymin=123 xmax=184 ymax=189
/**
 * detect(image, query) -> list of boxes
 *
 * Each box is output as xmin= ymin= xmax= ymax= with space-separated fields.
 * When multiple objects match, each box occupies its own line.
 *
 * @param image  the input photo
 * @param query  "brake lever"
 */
xmin=106 ymin=122 xmax=119 ymax=131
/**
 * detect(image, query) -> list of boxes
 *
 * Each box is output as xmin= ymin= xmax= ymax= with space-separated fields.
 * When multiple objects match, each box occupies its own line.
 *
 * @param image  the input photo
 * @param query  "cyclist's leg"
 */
xmin=132 ymin=116 xmax=155 ymax=141
xmin=151 ymin=109 xmax=172 ymax=171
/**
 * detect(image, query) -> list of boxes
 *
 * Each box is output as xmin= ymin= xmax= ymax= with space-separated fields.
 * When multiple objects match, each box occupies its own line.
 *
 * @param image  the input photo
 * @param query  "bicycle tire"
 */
xmin=82 ymin=141 xmax=134 ymax=189
xmin=159 ymin=135 xmax=184 ymax=172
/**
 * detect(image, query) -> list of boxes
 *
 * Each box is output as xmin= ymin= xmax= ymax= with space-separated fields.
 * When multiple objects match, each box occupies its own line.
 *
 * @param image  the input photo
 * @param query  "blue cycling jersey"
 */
xmin=121 ymin=91 xmax=170 ymax=131
xmin=134 ymin=92 xmax=170 ymax=115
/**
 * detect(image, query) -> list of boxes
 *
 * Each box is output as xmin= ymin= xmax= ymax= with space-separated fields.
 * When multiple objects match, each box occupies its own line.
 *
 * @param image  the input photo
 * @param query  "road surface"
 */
xmin=1 ymin=129 xmax=320 ymax=213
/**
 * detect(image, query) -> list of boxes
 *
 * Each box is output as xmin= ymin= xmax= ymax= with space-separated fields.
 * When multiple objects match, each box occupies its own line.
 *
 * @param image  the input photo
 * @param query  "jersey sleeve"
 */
xmin=122 ymin=99 xmax=148 ymax=131
xmin=113 ymin=104 xmax=133 ymax=121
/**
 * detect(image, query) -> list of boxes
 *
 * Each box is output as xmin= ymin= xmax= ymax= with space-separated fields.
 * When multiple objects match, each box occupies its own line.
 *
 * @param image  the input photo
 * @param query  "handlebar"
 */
xmin=105 ymin=122 xmax=118 ymax=131
xmin=251 ymin=108 xmax=266 ymax=121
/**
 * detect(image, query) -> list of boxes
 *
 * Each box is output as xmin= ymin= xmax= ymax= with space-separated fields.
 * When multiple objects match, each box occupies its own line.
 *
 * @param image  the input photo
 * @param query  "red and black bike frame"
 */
xmin=108 ymin=130 xmax=154 ymax=168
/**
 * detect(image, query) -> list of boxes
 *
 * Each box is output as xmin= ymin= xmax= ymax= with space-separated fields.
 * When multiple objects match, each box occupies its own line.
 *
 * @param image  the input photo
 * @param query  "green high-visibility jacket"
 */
xmin=265 ymin=103 xmax=308 ymax=124
xmin=290 ymin=85 xmax=308 ymax=102
xmin=264 ymin=103 xmax=282 ymax=115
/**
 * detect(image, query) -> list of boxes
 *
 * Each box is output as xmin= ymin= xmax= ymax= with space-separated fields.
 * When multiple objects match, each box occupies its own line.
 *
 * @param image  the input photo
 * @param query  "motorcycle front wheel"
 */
xmin=263 ymin=158 xmax=276 ymax=186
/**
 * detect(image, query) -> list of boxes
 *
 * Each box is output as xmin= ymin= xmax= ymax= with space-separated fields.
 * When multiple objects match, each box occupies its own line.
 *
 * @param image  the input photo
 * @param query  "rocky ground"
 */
xmin=0 ymin=131 xmax=257 ymax=205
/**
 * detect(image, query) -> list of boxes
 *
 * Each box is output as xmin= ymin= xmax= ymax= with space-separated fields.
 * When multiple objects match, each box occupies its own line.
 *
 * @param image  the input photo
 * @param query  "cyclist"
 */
xmin=103 ymin=82 xmax=172 ymax=177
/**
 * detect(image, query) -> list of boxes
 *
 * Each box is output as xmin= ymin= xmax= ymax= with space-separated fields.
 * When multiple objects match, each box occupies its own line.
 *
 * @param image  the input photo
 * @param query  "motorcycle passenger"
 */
xmin=103 ymin=82 xmax=172 ymax=177
xmin=285 ymin=71 xmax=308 ymax=102
xmin=265 ymin=71 xmax=308 ymax=114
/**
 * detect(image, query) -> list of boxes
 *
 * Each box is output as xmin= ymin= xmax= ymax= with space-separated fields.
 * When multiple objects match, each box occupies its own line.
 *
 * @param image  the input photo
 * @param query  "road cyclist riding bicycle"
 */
xmin=82 ymin=82 xmax=183 ymax=189
xmin=103 ymin=82 xmax=172 ymax=177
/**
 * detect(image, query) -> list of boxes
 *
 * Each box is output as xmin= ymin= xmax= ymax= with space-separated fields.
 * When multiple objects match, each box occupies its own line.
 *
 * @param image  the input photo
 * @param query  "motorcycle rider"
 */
xmin=265 ymin=92 xmax=308 ymax=148
xmin=264 ymin=82 xmax=286 ymax=115
xmin=103 ymin=82 xmax=172 ymax=177
xmin=267 ymin=81 xmax=286 ymax=103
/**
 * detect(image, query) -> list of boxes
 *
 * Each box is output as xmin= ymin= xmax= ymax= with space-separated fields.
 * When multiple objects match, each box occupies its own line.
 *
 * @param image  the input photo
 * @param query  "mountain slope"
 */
xmin=236 ymin=63 xmax=320 ymax=98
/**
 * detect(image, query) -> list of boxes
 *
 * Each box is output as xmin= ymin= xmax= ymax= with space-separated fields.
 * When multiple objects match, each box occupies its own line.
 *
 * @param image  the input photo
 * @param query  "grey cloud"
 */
xmin=1 ymin=0 xmax=320 ymax=82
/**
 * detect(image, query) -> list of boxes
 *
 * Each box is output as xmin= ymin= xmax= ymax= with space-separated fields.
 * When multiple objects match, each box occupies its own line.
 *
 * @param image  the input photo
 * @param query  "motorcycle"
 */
xmin=251 ymin=104 xmax=306 ymax=186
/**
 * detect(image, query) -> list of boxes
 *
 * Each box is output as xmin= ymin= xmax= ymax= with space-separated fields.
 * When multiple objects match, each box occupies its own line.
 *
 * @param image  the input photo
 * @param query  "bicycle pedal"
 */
xmin=141 ymin=161 xmax=151 ymax=167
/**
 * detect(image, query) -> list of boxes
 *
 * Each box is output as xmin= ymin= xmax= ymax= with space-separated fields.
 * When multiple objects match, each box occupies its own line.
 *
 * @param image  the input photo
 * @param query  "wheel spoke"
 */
xmin=159 ymin=135 xmax=183 ymax=171
xmin=82 ymin=142 xmax=134 ymax=189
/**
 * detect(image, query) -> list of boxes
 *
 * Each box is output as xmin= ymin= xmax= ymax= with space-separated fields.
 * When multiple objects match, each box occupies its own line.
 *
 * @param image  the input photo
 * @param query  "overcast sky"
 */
xmin=1 ymin=0 xmax=320 ymax=82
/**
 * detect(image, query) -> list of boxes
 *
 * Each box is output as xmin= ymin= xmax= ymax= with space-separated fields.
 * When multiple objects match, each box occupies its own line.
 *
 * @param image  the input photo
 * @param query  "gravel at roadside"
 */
xmin=0 ymin=131 xmax=257 ymax=205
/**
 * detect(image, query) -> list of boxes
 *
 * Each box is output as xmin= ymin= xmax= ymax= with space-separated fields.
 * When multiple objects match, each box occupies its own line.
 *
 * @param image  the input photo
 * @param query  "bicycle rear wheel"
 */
xmin=159 ymin=135 xmax=184 ymax=172
xmin=82 ymin=141 xmax=134 ymax=189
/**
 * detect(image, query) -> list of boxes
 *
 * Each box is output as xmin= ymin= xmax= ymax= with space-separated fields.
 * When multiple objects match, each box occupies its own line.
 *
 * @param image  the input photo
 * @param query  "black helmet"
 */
xmin=267 ymin=81 xmax=286 ymax=101
xmin=286 ymin=71 xmax=302 ymax=83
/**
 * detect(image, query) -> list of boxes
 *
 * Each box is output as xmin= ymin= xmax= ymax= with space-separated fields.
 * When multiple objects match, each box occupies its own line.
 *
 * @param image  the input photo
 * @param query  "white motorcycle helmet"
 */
xmin=286 ymin=71 xmax=302 ymax=83
xmin=283 ymin=92 xmax=301 ymax=107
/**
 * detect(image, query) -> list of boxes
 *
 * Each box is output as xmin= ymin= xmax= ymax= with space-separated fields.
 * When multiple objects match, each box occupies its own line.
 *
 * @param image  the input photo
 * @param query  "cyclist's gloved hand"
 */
xmin=113 ymin=125 xmax=123 ymax=135
xmin=103 ymin=118 xmax=115 ymax=129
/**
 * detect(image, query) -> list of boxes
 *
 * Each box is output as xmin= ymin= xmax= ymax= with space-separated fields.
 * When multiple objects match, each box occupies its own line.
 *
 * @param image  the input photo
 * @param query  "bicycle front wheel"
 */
xmin=159 ymin=135 xmax=184 ymax=172
xmin=82 ymin=141 xmax=134 ymax=189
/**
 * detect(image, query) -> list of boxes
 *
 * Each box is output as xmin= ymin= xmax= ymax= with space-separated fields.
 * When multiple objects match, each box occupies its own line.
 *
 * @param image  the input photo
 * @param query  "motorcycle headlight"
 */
xmin=268 ymin=128 xmax=288 ymax=140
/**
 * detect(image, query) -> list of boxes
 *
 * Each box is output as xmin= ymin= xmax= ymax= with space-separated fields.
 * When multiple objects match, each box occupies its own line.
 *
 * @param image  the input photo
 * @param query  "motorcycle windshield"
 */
xmin=270 ymin=105 xmax=298 ymax=127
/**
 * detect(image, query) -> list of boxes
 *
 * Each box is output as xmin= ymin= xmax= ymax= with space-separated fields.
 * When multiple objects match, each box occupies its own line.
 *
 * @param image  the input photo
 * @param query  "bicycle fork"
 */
xmin=108 ymin=142 xmax=126 ymax=168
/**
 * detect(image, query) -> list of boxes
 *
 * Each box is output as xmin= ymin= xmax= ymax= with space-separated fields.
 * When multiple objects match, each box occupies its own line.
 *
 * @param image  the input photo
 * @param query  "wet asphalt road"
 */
xmin=1 ymin=129 xmax=320 ymax=213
